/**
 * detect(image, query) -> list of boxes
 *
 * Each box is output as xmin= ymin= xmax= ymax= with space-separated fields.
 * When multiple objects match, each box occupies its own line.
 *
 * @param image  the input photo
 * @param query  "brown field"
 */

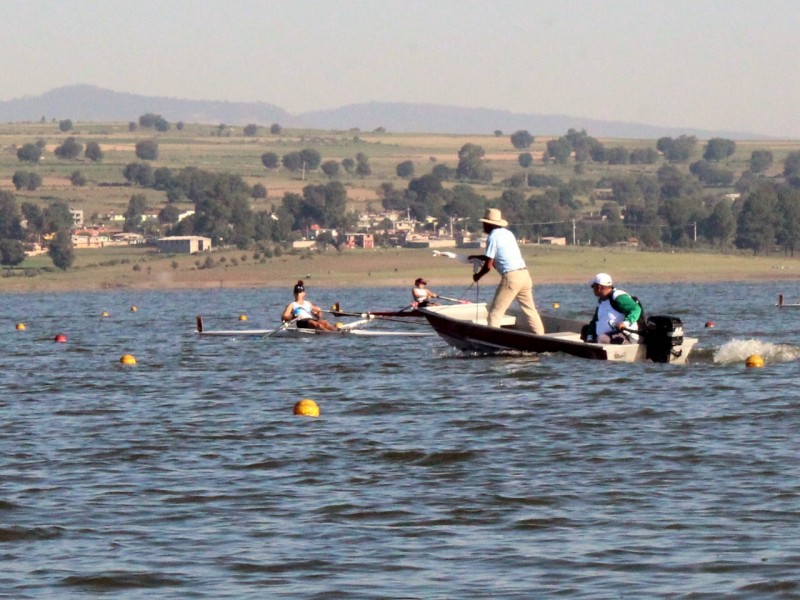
xmin=2 ymin=244 xmax=798 ymax=295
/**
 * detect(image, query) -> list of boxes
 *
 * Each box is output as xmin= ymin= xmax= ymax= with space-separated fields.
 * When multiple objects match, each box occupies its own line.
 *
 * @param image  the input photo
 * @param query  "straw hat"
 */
xmin=479 ymin=208 xmax=508 ymax=227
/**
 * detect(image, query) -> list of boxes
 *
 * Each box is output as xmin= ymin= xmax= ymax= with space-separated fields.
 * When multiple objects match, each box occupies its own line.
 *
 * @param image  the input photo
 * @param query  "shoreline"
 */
xmin=2 ymin=246 xmax=799 ymax=294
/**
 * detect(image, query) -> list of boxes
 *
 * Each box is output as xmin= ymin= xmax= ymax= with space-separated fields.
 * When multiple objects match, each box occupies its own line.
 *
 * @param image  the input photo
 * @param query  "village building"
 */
xmin=155 ymin=236 xmax=212 ymax=254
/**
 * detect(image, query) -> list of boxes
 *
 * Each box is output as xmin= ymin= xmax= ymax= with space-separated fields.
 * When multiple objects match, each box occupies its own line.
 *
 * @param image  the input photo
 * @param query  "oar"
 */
xmin=321 ymin=308 xmax=369 ymax=318
xmin=265 ymin=317 xmax=299 ymax=338
xmin=437 ymin=295 xmax=470 ymax=304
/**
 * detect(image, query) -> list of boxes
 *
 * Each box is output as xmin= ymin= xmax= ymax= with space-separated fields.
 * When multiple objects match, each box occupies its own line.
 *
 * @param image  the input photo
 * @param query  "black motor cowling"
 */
xmin=644 ymin=315 xmax=685 ymax=363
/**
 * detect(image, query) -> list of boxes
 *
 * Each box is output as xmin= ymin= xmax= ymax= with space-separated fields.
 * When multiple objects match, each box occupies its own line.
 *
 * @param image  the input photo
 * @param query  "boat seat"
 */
xmin=544 ymin=332 xmax=583 ymax=340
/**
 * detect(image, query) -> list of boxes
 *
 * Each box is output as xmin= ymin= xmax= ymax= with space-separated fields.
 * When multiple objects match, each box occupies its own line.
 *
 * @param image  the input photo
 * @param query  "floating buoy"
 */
xmin=54 ymin=333 xmax=67 ymax=343
xmin=745 ymin=355 xmax=764 ymax=368
xmin=120 ymin=354 xmax=137 ymax=365
xmin=15 ymin=323 xmax=26 ymax=331
xmin=335 ymin=322 xmax=344 ymax=329
xmin=552 ymin=303 xmax=560 ymax=309
xmin=705 ymin=321 xmax=715 ymax=328
xmin=239 ymin=314 xmax=248 ymax=321
xmin=130 ymin=306 xmax=138 ymax=312
xmin=293 ymin=399 xmax=320 ymax=417
xmin=101 ymin=311 xmax=110 ymax=317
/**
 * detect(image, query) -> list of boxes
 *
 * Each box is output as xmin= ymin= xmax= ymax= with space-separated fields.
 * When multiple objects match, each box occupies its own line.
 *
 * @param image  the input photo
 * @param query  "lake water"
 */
xmin=2 ymin=280 xmax=800 ymax=598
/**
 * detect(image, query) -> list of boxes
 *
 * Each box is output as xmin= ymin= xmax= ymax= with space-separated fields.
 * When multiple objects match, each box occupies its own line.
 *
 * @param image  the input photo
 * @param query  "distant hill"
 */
xmin=0 ymin=84 xmax=769 ymax=140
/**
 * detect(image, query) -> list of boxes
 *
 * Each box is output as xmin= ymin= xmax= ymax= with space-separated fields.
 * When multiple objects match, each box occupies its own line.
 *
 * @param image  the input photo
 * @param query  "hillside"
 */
xmin=0 ymin=85 xmax=769 ymax=140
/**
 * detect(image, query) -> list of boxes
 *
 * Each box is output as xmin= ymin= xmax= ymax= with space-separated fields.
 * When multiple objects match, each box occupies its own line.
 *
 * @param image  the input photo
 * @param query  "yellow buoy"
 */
xmin=15 ymin=323 xmax=26 ymax=331
xmin=101 ymin=311 xmax=110 ymax=317
xmin=294 ymin=399 xmax=320 ymax=417
xmin=552 ymin=303 xmax=560 ymax=309
xmin=239 ymin=314 xmax=248 ymax=321
xmin=120 ymin=354 xmax=137 ymax=365
xmin=745 ymin=355 xmax=764 ymax=368
xmin=130 ymin=306 xmax=138 ymax=312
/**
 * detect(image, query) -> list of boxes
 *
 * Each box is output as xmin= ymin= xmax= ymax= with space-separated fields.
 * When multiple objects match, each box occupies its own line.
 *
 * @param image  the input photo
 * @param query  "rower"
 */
xmin=281 ymin=280 xmax=337 ymax=331
xmin=411 ymin=277 xmax=439 ymax=307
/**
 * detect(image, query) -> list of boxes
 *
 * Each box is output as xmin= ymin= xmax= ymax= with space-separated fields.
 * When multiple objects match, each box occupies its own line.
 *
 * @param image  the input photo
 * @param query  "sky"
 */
xmin=1 ymin=0 xmax=798 ymax=138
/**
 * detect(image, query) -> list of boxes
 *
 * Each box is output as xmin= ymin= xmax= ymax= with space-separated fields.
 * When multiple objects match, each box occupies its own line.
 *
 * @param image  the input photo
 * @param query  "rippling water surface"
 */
xmin=2 ymin=281 xmax=800 ymax=598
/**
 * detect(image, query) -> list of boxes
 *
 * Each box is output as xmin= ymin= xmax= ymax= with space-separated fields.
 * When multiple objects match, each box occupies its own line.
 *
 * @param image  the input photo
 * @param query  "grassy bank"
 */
xmin=2 ymin=245 xmax=797 ymax=294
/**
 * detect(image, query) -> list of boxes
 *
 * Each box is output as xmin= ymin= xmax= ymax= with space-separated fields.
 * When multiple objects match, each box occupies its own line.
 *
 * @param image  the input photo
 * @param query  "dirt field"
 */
xmin=3 ymin=245 xmax=798 ymax=295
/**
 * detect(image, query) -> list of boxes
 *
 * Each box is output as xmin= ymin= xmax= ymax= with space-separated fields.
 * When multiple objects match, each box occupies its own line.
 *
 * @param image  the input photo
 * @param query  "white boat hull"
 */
xmin=419 ymin=303 xmax=697 ymax=364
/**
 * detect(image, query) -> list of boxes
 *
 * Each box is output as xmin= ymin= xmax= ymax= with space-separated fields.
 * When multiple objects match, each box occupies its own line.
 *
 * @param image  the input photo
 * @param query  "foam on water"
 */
xmin=713 ymin=338 xmax=800 ymax=364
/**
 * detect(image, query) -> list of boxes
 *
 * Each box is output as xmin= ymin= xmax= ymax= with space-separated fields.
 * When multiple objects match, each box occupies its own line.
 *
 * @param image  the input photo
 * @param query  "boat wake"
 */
xmin=713 ymin=339 xmax=800 ymax=364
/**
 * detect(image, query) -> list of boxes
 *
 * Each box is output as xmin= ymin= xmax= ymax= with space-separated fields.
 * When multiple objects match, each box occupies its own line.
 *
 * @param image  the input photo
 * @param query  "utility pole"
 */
xmin=572 ymin=219 xmax=576 ymax=246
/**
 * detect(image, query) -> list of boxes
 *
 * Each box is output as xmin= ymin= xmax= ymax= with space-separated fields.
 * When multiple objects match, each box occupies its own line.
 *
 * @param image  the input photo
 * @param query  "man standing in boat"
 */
xmin=585 ymin=273 xmax=642 ymax=344
xmin=468 ymin=208 xmax=545 ymax=334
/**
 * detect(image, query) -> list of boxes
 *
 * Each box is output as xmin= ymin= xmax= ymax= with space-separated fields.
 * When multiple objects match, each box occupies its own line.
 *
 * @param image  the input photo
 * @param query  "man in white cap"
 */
xmin=468 ymin=208 xmax=544 ymax=334
xmin=584 ymin=272 xmax=642 ymax=344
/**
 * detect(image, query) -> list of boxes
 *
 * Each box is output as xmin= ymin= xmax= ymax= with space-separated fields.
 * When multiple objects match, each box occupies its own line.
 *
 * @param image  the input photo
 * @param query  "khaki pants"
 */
xmin=487 ymin=269 xmax=545 ymax=334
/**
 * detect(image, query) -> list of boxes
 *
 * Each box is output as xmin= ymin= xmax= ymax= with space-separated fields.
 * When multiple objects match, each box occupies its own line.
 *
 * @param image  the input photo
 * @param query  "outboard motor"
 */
xmin=644 ymin=316 xmax=685 ymax=363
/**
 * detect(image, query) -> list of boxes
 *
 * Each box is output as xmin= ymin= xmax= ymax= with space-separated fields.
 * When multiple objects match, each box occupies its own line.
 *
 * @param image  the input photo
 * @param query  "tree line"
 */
xmin=5 ymin=118 xmax=800 ymax=271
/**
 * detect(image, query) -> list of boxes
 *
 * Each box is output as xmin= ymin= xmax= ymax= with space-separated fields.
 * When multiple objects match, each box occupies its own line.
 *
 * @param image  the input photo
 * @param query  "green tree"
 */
xmin=270 ymin=123 xmax=282 ymax=135
xmin=43 ymin=202 xmax=74 ymax=234
xmin=70 ymin=170 xmax=87 ymax=186
xmin=123 ymin=162 xmax=155 ymax=186
xmin=0 ymin=191 xmax=24 ymax=239
xmin=750 ymin=149 xmax=773 ymax=174
xmin=321 ymin=160 xmax=340 ymax=178
xmin=48 ymin=230 xmax=75 ymax=270
xmin=16 ymin=143 xmax=42 ymax=164
xmin=396 ymin=160 xmax=415 ymax=178
xmin=735 ymin=185 xmax=777 ymax=255
xmin=703 ymin=138 xmax=736 ymax=161
xmin=85 ymin=141 xmax=103 ymax=162
xmin=510 ymin=130 xmax=534 ymax=149
xmin=431 ymin=163 xmax=453 ymax=181
xmin=135 ymin=139 xmax=159 ymax=160
xmin=629 ymin=147 xmax=659 ymax=165
xmin=261 ymin=151 xmax=280 ymax=169
xmin=705 ymin=199 xmax=736 ymax=248
xmin=12 ymin=171 xmax=42 ymax=191
xmin=282 ymin=152 xmax=303 ymax=172
xmin=54 ymin=137 xmax=83 ymax=159
xmin=456 ymin=144 xmax=491 ymax=181
xmin=776 ymin=187 xmax=800 ymax=256
xmin=252 ymin=183 xmax=267 ymax=198
xmin=518 ymin=153 xmax=533 ymax=168
xmin=0 ymin=239 xmax=26 ymax=267
xmin=21 ymin=202 xmax=44 ymax=234
xmin=545 ymin=137 xmax=572 ymax=165
xmin=656 ymin=135 xmax=697 ymax=162
xmin=299 ymin=148 xmax=322 ymax=171
xmin=657 ymin=164 xmax=697 ymax=199
xmin=355 ymin=153 xmax=372 ymax=177
xmin=123 ymin=194 xmax=149 ymax=233
xmin=689 ymin=160 xmax=735 ymax=186
xmin=59 ymin=119 xmax=73 ymax=132
xmin=783 ymin=151 xmax=800 ymax=186
xmin=243 ymin=124 xmax=259 ymax=136
xmin=154 ymin=117 xmax=170 ymax=132
xmin=139 ymin=113 xmax=161 ymax=128
xmin=342 ymin=158 xmax=356 ymax=173
xmin=158 ymin=203 xmax=182 ymax=225
xmin=606 ymin=147 xmax=629 ymax=165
